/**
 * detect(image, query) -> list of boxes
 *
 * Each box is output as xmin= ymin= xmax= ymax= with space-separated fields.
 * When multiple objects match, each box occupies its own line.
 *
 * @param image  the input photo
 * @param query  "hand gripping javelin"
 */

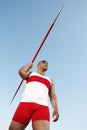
xmin=10 ymin=4 xmax=64 ymax=104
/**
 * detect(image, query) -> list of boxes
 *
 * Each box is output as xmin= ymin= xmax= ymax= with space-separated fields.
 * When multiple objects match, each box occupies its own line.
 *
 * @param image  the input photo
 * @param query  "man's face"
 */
xmin=37 ymin=60 xmax=48 ymax=71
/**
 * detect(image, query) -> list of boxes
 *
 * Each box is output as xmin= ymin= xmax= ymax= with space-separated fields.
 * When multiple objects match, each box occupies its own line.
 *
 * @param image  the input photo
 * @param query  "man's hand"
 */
xmin=19 ymin=62 xmax=33 ymax=80
xmin=52 ymin=110 xmax=59 ymax=122
xmin=27 ymin=62 xmax=33 ymax=69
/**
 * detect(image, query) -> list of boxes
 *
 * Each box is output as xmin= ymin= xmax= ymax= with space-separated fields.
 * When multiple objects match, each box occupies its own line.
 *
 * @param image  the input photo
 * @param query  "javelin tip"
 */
xmin=53 ymin=3 xmax=64 ymax=24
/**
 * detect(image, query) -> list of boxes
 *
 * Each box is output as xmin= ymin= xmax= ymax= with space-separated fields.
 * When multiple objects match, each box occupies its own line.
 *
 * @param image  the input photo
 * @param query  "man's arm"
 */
xmin=49 ymin=80 xmax=59 ymax=122
xmin=18 ymin=62 xmax=33 ymax=80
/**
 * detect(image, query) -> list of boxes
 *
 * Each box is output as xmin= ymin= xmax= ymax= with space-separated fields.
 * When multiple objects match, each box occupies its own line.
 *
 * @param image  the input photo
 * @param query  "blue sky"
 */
xmin=0 ymin=0 xmax=87 ymax=130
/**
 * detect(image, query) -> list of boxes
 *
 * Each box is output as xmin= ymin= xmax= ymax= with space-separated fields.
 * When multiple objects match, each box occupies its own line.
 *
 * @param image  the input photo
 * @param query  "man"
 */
xmin=9 ymin=60 xmax=59 ymax=130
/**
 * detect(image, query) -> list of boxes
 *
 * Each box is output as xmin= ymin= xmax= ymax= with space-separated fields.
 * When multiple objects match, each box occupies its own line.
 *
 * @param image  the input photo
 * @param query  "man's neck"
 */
xmin=37 ymin=70 xmax=45 ymax=76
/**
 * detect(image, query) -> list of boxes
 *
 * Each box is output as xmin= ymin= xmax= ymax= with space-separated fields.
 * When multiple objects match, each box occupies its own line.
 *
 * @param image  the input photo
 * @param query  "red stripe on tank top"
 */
xmin=26 ymin=76 xmax=51 ymax=90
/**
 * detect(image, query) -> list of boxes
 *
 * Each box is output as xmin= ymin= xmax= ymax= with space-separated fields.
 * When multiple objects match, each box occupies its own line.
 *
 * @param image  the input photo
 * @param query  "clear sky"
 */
xmin=0 ymin=0 xmax=87 ymax=130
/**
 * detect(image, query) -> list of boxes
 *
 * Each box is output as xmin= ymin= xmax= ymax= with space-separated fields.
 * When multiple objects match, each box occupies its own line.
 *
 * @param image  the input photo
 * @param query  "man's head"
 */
xmin=37 ymin=60 xmax=48 ymax=72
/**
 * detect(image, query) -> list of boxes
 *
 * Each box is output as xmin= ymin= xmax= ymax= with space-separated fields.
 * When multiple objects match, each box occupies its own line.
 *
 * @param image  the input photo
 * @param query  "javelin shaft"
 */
xmin=9 ymin=24 xmax=54 ymax=105
xmin=10 ymin=4 xmax=64 ymax=104
xmin=10 ymin=79 xmax=24 ymax=104
xmin=10 ymin=24 xmax=54 ymax=105
xmin=32 ymin=23 xmax=54 ymax=63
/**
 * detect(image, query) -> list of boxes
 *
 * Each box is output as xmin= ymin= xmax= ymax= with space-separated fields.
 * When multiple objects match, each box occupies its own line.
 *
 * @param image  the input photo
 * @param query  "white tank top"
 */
xmin=21 ymin=72 xmax=52 ymax=106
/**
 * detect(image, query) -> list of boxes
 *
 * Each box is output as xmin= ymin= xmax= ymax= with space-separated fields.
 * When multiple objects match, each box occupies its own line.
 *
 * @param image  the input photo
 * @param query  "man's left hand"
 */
xmin=52 ymin=110 xmax=59 ymax=122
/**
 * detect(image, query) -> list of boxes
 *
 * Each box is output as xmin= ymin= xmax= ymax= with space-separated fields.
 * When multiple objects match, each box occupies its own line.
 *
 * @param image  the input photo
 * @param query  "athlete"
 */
xmin=9 ymin=60 xmax=59 ymax=130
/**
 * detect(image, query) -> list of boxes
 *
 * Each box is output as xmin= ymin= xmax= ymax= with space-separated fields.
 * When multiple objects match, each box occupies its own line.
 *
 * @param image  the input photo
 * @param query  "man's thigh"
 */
xmin=32 ymin=120 xmax=50 ymax=130
xmin=9 ymin=120 xmax=26 ymax=130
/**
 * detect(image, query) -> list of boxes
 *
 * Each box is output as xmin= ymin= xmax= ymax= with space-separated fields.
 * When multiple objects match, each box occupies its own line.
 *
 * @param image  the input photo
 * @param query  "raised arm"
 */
xmin=49 ymin=80 xmax=59 ymax=122
xmin=18 ymin=62 xmax=33 ymax=80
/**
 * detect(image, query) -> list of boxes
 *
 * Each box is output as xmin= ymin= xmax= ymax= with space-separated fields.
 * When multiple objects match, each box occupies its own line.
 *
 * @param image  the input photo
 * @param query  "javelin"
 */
xmin=10 ymin=4 xmax=64 ymax=104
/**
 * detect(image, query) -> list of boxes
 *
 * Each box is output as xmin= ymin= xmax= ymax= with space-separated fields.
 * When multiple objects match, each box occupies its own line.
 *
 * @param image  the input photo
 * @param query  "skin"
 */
xmin=9 ymin=61 xmax=59 ymax=130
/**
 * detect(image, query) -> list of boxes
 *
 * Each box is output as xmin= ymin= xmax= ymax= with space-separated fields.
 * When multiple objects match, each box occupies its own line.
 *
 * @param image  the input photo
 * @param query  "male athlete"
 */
xmin=9 ymin=60 xmax=59 ymax=130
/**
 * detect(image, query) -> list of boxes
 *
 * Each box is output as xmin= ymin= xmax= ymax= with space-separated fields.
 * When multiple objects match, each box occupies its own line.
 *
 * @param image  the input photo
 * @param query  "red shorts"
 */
xmin=12 ymin=102 xmax=50 ymax=125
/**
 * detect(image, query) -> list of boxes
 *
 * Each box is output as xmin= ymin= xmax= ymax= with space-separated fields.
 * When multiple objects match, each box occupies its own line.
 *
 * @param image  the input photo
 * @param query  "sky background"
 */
xmin=0 ymin=0 xmax=87 ymax=130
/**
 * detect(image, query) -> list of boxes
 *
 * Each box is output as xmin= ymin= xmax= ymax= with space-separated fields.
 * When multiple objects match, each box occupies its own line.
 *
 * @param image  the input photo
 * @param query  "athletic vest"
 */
xmin=21 ymin=72 xmax=52 ymax=106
